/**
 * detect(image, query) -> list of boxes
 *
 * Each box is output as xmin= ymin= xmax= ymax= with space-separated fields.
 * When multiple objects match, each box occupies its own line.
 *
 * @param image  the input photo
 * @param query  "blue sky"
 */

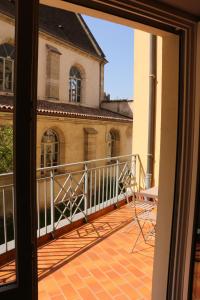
xmin=83 ymin=15 xmax=134 ymax=100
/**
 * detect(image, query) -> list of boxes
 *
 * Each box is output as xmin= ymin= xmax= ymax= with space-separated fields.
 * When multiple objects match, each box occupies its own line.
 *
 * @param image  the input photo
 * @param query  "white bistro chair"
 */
xmin=131 ymin=190 xmax=157 ymax=252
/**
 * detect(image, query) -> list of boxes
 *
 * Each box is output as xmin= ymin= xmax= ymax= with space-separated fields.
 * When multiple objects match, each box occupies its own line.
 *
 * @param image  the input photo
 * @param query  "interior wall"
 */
xmin=132 ymin=31 xmax=162 ymax=187
xmin=154 ymin=36 xmax=162 ymax=186
xmin=132 ymin=30 xmax=149 ymax=176
xmin=133 ymin=28 xmax=179 ymax=298
xmin=152 ymin=34 xmax=179 ymax=300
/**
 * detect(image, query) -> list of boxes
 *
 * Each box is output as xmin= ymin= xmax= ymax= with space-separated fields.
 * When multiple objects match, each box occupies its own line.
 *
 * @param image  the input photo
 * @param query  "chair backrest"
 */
xmin=133 ymin=191 xmax=157 ymax=213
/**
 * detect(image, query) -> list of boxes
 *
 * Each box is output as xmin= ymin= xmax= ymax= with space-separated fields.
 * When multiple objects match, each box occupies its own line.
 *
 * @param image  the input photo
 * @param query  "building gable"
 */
xmin=0 ymin=0 xmax=106 ymax=60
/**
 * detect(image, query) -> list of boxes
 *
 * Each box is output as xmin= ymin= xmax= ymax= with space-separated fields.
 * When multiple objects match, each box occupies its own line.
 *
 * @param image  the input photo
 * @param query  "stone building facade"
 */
xmin=0 ymin=1 xmax=133 ymax=173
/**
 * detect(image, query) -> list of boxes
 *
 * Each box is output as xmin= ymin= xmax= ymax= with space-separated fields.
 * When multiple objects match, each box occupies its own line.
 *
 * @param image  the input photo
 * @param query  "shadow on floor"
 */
xmin=0 ymin=205 xmax=136 ymax=284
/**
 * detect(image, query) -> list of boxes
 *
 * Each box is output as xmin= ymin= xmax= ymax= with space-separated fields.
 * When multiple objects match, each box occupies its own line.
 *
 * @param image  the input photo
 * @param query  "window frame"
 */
xmin=0 ymin=56 xmax=14 ymax=93
xmin=107 ymin=131 xmax=116 ymax=158
xmin=0 ymin=0 xmax=39 ymax=298
xmin=69 ymin=66 xmax=82 ymax=103
xmin=41 ymin=129 xmax=59 ymax=169
xmin=0 ymin=0 xmax=198 ymax=299
xmin=107 ymin=129 xmax=120 ymax=159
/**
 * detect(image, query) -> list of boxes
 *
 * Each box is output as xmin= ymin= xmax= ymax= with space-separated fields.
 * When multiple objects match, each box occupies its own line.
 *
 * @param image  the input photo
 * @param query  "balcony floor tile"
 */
xmin=0 ymin=204 xmax=154 ymax=299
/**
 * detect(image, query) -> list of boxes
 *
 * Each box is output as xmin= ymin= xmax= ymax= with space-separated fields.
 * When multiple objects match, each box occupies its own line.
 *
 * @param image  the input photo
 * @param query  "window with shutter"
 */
xmin=41 ymin=129 xmax=59 ymax=168
xmin=107 ymin=129 xmax=120 ymax=159
xmin=46 ymin=45 xmax=61 ymax=99
xmin=0 ymin=43 xmax=14 ymax=93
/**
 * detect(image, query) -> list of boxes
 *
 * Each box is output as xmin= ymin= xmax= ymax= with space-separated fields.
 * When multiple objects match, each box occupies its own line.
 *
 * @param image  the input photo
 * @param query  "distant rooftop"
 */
xmin=102 ymin=99 xmax=134 ymax=103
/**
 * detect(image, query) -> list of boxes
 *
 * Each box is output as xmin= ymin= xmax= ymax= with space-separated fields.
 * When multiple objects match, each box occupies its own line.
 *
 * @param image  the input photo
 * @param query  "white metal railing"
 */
xmin=0 ymin=154 xmax=145 ymax=255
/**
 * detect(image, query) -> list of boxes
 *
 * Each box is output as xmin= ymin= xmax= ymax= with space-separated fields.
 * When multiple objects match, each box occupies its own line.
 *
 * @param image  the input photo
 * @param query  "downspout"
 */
xmin=145 ymin=34 xmax=157 ymax=189
xmin=99 ymin=62 xmax=103 ymax=104
xmin=99 ymin=61 xmax=106 ymax=105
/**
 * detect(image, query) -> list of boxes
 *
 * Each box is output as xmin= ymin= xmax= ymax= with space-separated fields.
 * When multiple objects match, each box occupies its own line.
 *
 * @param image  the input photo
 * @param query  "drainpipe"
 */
xmin=145 ymin=34 xmax=157 ymax=189
xmin=99 ymin=62 xmax=105 ymax=104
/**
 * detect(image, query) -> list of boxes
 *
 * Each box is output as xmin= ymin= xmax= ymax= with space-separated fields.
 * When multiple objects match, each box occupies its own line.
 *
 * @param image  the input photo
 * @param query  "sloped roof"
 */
xmin=0 ymin=96 xmax=132 ymax=123
xmin=0 ymin=0 xmax=106 ymax=60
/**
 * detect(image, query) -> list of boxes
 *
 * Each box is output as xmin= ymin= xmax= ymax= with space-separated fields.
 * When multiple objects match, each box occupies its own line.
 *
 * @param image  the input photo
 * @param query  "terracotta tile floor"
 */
xmin=0 ymin=205 xmax=154 ymax=299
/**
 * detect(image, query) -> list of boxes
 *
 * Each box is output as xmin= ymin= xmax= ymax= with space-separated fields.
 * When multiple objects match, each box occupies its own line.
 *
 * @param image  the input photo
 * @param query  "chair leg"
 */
xmin=131 ymin=229 xmax=142 ymax=252
xmin=131 ymin=220 xmax=146 ymax=252
xmin=137 ymin=218 xmax=147 ymax=243
xmin=144 ymin=223 xmax=156 ymax=246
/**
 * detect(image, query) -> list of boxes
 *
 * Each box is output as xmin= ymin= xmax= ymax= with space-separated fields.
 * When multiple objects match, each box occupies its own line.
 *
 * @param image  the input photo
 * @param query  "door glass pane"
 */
xmin=36 ymin=2 xmax=181 ymax=300
xmin=0 ymin=1 xmax=16 ymax=286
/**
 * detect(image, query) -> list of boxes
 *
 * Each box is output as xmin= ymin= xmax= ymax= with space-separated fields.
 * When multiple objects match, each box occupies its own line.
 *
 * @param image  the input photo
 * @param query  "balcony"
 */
xmin=0 ymin=155 xmax=154 ymax=299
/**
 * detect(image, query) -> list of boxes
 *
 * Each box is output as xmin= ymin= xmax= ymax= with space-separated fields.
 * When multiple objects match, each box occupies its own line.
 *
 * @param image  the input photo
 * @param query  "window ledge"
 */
xmin=45 ymin=97 xmax=60 ymax=102
xmin=68 ymin=101 xmax=82 ymax=106
xmin=0 ymin=91 xmax=14 ymax=96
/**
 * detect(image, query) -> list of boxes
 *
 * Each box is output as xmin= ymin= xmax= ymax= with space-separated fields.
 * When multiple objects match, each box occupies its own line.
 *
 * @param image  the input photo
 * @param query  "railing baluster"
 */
xmin=90 ymin=169 xmax=93 ymax=214
xmin=98 ymin=168 xmax=101 ymax=210
xmin=37 ymin=181 xmax=40 ymax=237
xmin=113 ymin=165 xmax=115 ymax=201
xmin=44 ymin=179 xmax=47 ymax=234
xmin=94 ymin=169 xmax=97 ymax=212
xmin=12 ymin=185 xmax=15 ymax=243
xmin=109 ymin=165 xmax=112 ymax=202
xmin=50 ymin=171 xmax=55 ymax=235
xmin=2 ymin=188 xmax=7 ymax=252
xmin=84 ymin=163 xmax=88 ymax=220
xmin=70 ymin=174 xmax=72 ymax=222
xmin=106 ymin=167 xmax=108 ymax=204
xmin=102 ymin=167 xmax=105 ymax=208
xmin=115 ymin=160 xmax=119 ymax=205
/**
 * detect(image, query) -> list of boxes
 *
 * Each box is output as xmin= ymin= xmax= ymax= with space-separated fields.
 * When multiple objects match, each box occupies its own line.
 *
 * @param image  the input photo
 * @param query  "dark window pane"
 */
xmin=0 ymin=58 xmax=3 ymax=90
xmin=69 ymin=67 xmax=81 ymax=102
xmin=5 ymin=60 xmax=13 ymax=91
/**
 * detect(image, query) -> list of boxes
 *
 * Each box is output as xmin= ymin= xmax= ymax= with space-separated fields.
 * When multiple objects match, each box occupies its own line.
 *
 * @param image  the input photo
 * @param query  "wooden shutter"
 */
xmin=46 ymin=49 xmax=60 ymax=99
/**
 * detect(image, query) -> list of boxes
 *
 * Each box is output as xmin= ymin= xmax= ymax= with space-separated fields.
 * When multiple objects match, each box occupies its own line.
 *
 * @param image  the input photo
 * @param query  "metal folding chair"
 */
xmin=131 ymin=192 xmax=157 ymax=252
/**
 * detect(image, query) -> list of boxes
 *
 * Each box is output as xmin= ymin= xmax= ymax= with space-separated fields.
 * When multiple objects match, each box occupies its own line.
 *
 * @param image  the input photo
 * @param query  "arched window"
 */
xmin=0 ymin=43 xmax=15 ymax=92
xmin=107 ymin=129 xmax=120 ymax=159
xmin=69 ymin=66 xmax=81 ymax=103
xmin=41 ymin=129 xmax=59 ymax=168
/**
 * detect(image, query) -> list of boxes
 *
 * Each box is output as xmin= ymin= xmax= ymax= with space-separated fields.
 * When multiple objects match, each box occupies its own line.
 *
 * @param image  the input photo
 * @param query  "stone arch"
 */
xmin=68 ymin=63 xmax=86 ymax=103
xmin=107 ymin=128 xmax=120 ymax=158
xmin=39 ymin=126 xmax=65 ymax=169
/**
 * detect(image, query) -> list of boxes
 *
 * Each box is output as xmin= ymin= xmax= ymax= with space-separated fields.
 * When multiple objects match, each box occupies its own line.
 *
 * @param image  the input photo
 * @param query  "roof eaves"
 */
xmin=100 ymin=107 xmax=133 ymax=120
xmin=37 ymin=108 xmax=132 ymax=122
xmin=0 ymin=104 xmax=13 ymax=112
xmin=0 ymin=104 xmax=132 ymax=123
xmin=76 ymin=14 xmax=106 ymax=59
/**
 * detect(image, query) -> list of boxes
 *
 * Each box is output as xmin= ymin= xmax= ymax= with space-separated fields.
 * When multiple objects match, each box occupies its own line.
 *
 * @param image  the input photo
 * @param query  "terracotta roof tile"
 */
xmin=0 ymin=96 xmax=132 ymax=123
